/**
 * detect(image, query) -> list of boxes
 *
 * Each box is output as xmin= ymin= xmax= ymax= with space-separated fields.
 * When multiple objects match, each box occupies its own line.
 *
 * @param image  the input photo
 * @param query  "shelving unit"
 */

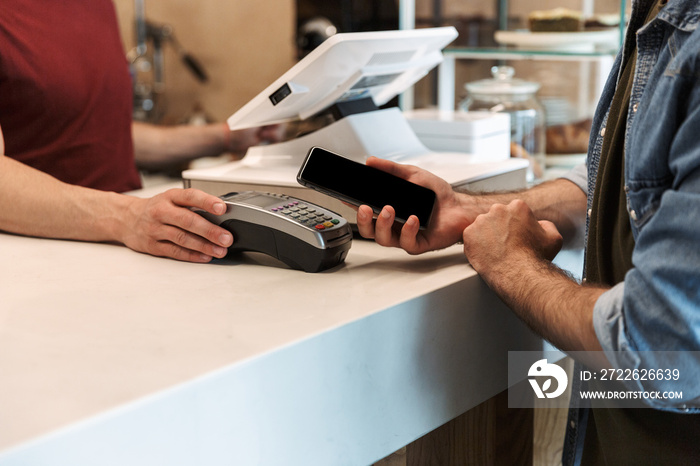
xmin=400 ymin=0 xmax=627 ymax=116
xmin=436 ymin=48 xmax=616 ymax=114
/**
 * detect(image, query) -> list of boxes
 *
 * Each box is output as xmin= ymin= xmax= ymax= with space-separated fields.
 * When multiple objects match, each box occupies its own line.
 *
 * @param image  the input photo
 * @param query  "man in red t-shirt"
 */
xmin=0 ymin=0 xmax=278 ymax=262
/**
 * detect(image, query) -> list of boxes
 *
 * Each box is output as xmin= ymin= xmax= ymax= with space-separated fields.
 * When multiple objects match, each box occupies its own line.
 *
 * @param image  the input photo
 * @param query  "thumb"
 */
xmin=538 ymin=220 xmax=563 ymax=260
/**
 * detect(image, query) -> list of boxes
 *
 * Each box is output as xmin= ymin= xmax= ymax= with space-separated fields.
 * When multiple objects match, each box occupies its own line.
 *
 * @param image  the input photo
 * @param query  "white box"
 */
xmin=404 ymin=109 xmax=511 ymax=162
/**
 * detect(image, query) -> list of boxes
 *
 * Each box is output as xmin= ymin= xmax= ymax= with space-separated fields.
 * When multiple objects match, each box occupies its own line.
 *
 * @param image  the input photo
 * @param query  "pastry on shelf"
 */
xmin=584 ymin=13 xmax=622 ymax=30
xmin=546 ymin=118 xmax=593 ymax=155
xmin=528 ymin=8 xmax=584 ymax=32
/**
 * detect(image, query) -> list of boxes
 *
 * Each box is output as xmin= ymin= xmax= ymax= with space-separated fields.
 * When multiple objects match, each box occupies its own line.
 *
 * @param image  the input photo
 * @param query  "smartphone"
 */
xmin=297 ymin=147 xmax=436 ymax=228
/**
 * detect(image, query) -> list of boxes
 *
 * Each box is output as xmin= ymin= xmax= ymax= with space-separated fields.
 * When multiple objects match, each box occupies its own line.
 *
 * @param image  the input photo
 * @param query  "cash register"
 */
xmin=183 ymin=27 xmax=528 ymax=222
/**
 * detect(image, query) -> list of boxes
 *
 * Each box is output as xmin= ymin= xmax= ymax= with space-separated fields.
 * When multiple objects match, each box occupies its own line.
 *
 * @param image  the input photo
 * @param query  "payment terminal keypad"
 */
xmin=268 ymin=198 xmax=341 ymax=230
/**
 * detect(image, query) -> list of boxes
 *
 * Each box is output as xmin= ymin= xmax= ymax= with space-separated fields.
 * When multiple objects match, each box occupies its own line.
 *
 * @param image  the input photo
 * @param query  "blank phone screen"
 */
xmin=297 ymin=147 xmax=436 ymax=227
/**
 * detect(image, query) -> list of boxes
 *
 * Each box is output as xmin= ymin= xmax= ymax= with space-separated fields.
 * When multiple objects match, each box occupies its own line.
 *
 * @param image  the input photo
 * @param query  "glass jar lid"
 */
xmin=465 ymin=66 xmax=541 ymax=96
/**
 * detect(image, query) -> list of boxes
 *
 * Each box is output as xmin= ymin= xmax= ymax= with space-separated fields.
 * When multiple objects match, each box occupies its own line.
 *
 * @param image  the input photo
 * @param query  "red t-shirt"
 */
xmin=0 ymin=0 xmax=142 ymax=193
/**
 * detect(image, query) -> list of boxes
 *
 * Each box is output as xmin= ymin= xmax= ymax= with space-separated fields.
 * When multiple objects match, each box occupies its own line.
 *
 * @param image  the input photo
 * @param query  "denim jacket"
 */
xmin=561 ymin=0 xmax=700 ymax=463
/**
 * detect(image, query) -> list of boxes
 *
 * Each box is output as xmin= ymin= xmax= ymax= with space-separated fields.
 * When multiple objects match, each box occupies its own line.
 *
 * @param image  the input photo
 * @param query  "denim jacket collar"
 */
xmin=657 ymin=0 xmax=700 ymax=31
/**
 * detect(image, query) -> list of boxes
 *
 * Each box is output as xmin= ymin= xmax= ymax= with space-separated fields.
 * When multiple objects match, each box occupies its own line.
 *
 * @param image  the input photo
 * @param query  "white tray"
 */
xmin=546 ymin=153 xmax=587 ymax=168
xmin=495 ymin=29 xmax=620 ymax=52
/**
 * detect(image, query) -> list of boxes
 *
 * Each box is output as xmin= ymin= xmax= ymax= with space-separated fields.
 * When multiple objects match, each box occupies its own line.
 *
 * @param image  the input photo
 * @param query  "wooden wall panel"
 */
xmin=113 ymin=0 xmax=296 ymax=123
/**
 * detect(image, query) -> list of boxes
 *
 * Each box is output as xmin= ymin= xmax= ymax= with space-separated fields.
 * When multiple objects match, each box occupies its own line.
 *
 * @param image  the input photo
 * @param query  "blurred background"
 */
xmin=113 ymin=0 xmax=628 ymax=150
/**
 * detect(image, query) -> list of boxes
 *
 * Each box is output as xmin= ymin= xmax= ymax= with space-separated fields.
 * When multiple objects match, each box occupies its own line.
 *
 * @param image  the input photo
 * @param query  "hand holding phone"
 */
xmin=297 ymin=147 xmax=436 ymax=228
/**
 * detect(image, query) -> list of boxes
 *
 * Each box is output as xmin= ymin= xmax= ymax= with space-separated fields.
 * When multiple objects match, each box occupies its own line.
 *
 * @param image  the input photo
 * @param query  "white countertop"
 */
xmin=0 ymin=183 xmax=581 ymax=465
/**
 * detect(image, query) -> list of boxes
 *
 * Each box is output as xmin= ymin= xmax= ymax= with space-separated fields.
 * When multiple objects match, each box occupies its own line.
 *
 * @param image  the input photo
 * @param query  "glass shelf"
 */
xmin=445 ymin=46 xmax=618 ymax=62
xmin=436 ymin=47 xmax=616 ymax=113
xmin=403 ymin=0 xmax=628 ymax=118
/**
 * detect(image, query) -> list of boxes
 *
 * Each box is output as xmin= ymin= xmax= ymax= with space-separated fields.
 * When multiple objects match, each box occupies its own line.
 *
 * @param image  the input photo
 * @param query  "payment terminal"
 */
xmin=196 ymin=191 xmax=352 ymax=273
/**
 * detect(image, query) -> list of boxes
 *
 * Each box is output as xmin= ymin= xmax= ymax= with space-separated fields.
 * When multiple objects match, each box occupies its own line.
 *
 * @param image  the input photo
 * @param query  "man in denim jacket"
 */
xmin=357 ymin=0 xmax=700 ymax=462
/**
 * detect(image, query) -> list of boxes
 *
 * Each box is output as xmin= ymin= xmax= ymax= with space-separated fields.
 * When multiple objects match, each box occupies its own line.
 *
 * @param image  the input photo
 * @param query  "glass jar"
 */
xmin=459 ymin=66 xmax=546 ymax=181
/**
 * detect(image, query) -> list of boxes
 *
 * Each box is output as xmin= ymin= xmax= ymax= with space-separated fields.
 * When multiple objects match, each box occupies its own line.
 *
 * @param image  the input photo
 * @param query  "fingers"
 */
xmin=166 ymin=188 xmax=226 ymax=216
xmin=355 ymin=205 xmax=376 ymax=239
xmin=355 ymin=205 xmax=423 ymax=253
xmin=538 ymin=220 xmax=564 ymax=260
xmin=226 ymin=128 xmax=261 ymax=153
xmin=356 ymin=204 xmax=402 ymax=247
xmin=398 ymin=216 xmax=422 ymax=253
xmin=158 ymin=190 xmax=233 ymax=249
xmin=150 ymin=224 xmax=229 ymax=263
xmin=126 ymin=189 xmax=235 ymax=263
xmin=538 ymin=219 xmax=560 ymax=239
xmin=356 ymin=204 xmax=397 ymax=246
xmin=357 ymin=158 xmax=421 ymax=247
xmin=374 ymin=206 xmax=397 ymax=246
xmin=259 ymin=124 xmax=285 ymax=143
xmin=461 ymin=200 xmax=563 ymax=270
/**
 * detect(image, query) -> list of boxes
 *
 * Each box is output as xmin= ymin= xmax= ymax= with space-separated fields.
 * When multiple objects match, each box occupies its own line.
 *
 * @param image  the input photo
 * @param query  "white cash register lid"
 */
xmin=227 ymin=27 xmax=458 ymax=130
